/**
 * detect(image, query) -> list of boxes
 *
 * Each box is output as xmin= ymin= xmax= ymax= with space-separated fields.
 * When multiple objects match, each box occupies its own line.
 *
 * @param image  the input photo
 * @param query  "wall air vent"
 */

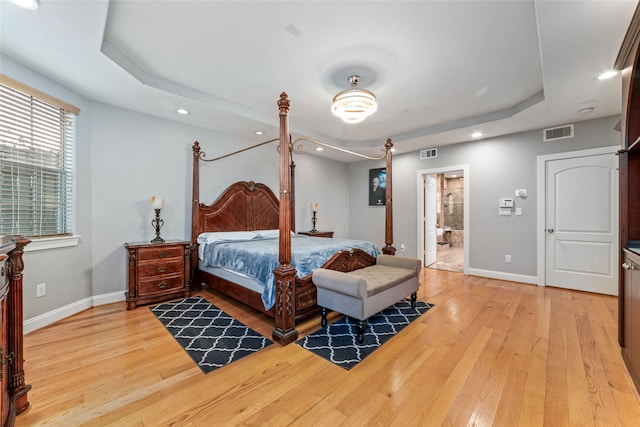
xmin=543 ymin=124 xmax=574 ymax=142
xmin=420 ymin=148 xmax=437 ymax=159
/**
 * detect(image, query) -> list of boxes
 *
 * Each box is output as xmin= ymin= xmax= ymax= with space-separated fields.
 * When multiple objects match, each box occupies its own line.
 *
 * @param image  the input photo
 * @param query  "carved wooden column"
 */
xmin=290 ymin=154 xmax=296 ymax=233
xmin=7 ymin=235 xmax=30 ymax=415
xmin=191 ymin=141 xmax=203 ymax=291
xmin=382 ymin=138 xmax=396 ymax=255
xmin=272 ymin=92 xmax=298 ymax=345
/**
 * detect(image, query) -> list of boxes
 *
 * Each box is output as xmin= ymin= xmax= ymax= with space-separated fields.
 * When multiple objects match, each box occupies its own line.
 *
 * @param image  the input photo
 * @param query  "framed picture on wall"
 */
xmin=369 ymin=168 xmax=386 ymax=206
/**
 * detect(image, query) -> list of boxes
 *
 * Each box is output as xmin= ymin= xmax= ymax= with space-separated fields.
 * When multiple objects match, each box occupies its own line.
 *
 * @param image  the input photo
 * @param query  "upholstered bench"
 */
xmin=312 ymin=254 xmax=421 ymax=343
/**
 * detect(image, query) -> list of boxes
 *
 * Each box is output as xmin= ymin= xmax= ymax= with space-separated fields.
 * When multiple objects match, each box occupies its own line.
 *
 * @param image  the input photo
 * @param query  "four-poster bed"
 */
xmin=190 ymin=92 xmax=395 ymax=344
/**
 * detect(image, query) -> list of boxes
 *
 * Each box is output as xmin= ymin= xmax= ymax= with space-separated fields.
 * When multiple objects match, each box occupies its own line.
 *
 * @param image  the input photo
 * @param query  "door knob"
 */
xmin=547 ymin=228 xmax=554 ymax=233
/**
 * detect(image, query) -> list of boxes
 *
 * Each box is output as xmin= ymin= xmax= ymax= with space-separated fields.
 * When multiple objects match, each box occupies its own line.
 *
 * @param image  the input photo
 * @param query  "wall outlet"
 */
xmin=400 ymin=243 xmax=406 ymax=252
xmin=36 ymin=283 xmax=46 ymax=297
xmin=505 ymin=254 xmax=512 ymax=263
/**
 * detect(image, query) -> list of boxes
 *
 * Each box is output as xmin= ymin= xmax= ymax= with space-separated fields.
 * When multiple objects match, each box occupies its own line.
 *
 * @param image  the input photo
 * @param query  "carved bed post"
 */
xmin=7 ymin=235 xmax=31 ymax=414
xmin=382 ymin=138 xmax=396 ymax=255
xmin=272 ymin=92 xmax=299 ymax=345
xmin=290 ymin=144 xmax=296 ymax=233
xmin=191 ymin=141 xmax=202 ymax=290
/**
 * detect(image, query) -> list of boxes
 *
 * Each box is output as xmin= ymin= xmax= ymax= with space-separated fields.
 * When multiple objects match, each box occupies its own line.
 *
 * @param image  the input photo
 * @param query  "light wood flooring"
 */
xmin=16 ymin=269 xmax=640 ymax=426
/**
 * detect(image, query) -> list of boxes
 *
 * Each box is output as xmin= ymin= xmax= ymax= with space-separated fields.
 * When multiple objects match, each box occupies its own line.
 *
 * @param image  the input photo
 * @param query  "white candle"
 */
xmin=151 ymin=196 xmax=163 ymax=210
xmin=311 ymin=202 xmax=319 ymax=212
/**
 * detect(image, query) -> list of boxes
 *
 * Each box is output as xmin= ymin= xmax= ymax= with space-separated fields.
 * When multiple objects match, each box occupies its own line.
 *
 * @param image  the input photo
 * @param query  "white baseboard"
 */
xmin=465 ymin=268 xmax=539 ymax=285
xmin=24 ymin=291 xmax=126 ymax=334
xmin=92 ymin=291 xmax=126 ymax=307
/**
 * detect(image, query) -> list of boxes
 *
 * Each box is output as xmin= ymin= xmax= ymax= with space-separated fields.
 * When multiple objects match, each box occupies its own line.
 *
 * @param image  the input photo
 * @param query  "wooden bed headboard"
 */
xmin=192 ymin=181 xmax=279 ymax=239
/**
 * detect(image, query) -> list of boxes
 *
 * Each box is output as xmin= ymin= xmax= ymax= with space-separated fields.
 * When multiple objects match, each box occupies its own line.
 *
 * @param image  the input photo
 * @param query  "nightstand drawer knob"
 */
xmin=157 ymin=282 xmax=168 ymax=289
xmin=157 ymin=266 xmax=167 ymax=273
xmin=158 ymin=252 xmax=166 ymax=258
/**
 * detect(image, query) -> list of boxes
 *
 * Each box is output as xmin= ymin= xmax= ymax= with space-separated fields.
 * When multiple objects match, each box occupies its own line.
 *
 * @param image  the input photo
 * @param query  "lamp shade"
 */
xmin=151 ymin=196 xmax=163 ymax=210
xmin=331 ymin=75 xmax=377 ymax=124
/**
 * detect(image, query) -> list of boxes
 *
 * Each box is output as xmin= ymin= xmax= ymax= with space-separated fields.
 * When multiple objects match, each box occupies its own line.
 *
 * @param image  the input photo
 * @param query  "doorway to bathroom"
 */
xmin=417 ymin=165 xmax=469 ymax=274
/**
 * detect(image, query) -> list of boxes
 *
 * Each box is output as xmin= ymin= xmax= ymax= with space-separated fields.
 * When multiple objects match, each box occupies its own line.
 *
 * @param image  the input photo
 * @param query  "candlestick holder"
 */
xmin=151 ymin=208 xmax=165 ymax=243
xmin=310 ymin=211 xmax=318 ymax=233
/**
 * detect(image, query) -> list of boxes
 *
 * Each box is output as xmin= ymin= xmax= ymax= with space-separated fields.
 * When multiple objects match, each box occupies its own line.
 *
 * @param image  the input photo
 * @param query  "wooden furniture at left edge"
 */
xmin=0 ymin=236 xmax=30 ymax=426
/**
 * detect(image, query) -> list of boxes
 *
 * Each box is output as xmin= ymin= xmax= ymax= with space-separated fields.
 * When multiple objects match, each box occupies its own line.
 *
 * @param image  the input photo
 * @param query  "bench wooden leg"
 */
xmin=357 ymin=320 xmax=365 ymax=343
xmin=411 ymin=292 xmax=417 ymax=308
xmin=321 ymin=307 xmax=328 ymax=327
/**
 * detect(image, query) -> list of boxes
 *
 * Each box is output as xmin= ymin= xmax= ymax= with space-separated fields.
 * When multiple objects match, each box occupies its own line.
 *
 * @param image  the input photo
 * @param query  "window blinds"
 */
xmin=0 ymin=79 xmax=76 ymax=237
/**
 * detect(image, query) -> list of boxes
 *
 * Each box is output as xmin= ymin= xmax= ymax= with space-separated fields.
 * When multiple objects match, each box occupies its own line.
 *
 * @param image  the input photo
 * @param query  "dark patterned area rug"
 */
xmin=296 ymin=299 xmax=433 ymax=370
xmin=150 ymin=296 xmax=273 ymax=374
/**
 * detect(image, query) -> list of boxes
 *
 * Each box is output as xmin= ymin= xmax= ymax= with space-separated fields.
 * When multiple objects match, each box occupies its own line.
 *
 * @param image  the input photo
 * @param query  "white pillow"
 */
xmin=197 ymin=231 xmax=257 ymax=244
xmin=254 ymin=229 xmax=280 ymax=239
xmin=254 ymin=229 xmax=296 ymax=238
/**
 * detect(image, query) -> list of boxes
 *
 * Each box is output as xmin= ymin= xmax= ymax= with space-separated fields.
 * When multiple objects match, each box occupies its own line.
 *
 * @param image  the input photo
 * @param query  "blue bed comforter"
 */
xmin=201 ymin=234 xmax=380 ymax=310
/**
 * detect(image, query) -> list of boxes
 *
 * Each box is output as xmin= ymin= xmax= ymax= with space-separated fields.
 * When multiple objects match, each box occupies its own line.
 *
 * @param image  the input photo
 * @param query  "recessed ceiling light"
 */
xmin=598 ymin=70 xmax=617 ymax=80
xmin=9 ymin=0 xmax=38 ymax=10
xmin=471 ymin=132 xmax=482 ymax=138
xmin=177 ymin=108 xmax=190 ymax=115
xmin=315 ymin=147 xmax=324 ymax=151
xmin=578 ymin=107 xmax=594 ymax=114
xmin=255 ymin=131 xmax=264 ymax=135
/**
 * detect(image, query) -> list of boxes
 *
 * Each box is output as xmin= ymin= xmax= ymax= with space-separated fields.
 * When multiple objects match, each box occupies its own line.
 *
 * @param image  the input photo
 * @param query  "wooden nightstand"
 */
xmin=298 ymin=231 xmax=334 ymax=238
xmin=124 ymin=240 xmax=191 ymax=309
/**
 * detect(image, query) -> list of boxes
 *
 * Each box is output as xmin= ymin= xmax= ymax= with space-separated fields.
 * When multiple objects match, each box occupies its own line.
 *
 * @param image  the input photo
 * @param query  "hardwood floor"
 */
xmin=16 ymin=269 xmax=640 ymax=426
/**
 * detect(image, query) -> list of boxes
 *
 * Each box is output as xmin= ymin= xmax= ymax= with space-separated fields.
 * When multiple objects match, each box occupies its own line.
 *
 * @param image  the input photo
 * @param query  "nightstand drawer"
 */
xmin=137 ymin=258 xmax=183 ymax=278
xmin=138 ymin=275 xmax=184 ymax=294
xmin=137 ymin=246 xmax=184 ymax=261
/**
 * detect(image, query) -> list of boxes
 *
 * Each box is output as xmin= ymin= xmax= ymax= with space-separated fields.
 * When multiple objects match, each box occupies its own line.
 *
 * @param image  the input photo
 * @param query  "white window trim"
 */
xmin=24 ymin=234 xmax=81 ymax=252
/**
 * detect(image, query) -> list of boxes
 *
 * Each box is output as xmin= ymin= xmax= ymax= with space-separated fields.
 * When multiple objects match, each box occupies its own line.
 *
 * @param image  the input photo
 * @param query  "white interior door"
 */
xmin=425 ymin=174 xmax=437 ymax=266
xmin=545 ymin=153 xmax=618 ymax=295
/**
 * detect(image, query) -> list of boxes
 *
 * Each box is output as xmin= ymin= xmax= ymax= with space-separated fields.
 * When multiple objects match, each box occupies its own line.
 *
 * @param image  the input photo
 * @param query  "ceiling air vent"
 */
xmin=420 ymin=148 xmax=437 ymax=159
xmin=543 ymin=124 xmax=574 ymax=142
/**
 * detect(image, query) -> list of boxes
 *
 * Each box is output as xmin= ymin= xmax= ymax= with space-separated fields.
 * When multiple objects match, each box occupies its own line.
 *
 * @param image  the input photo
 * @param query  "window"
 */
xmin=0 ymin=75 xmax=79 ymax=238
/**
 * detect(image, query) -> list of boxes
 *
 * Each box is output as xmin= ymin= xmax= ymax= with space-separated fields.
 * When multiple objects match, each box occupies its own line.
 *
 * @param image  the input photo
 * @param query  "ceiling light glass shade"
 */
xmin=331 ymin=75 xmax=377 ymax=124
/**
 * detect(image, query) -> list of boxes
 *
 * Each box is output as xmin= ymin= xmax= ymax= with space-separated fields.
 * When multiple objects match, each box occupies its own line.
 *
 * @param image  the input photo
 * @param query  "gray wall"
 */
xmin=348 ymin=115 xmax=622 ymax=279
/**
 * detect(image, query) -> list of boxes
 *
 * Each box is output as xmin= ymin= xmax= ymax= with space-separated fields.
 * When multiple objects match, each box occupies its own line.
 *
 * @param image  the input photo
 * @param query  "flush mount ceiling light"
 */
xmin=331 ymin=75 xmax=377 ymax=124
